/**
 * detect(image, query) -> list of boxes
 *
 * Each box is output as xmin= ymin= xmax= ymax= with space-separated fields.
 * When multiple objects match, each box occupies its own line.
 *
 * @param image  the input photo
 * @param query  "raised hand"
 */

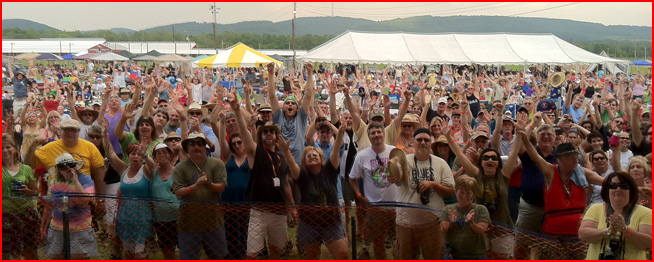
xmin=122 ymin=103 xmax=137 ymax=120
xmin=267 ymin=63 xmax=275 ymax=73
xmin=228 ymin=90 xmax=240 ymax=111
xmin=275 ymin=134 xmax=291 ymax=153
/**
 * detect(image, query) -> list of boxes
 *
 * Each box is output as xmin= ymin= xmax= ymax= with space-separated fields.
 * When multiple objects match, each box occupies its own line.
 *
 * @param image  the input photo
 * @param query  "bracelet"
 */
xmin=529 ymin=125 xmax=535 ymax=130
xmin=448 ymin=141 xmax=456 ymax=144
xmin=187 ymin=186 xmax=193 ymax=194
xmin=588 ymin=115 xmax=594 ymax=119
xmin=624 ymin=227 xmax=632 ymax=238
xmin=462 ymin=142 xmax=470 ymax=145
xmin=356 ymin=193 xmax=362 ymax=199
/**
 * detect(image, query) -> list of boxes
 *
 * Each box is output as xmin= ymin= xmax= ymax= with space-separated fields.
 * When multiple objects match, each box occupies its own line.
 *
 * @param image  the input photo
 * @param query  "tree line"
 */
xmin=2 ymin=27 xmax=650 ymax=59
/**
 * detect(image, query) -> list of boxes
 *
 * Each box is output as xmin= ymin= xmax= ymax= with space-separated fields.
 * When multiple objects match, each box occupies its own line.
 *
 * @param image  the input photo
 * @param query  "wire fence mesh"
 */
xmin=2 ymin=195 xmax=591 ymax=260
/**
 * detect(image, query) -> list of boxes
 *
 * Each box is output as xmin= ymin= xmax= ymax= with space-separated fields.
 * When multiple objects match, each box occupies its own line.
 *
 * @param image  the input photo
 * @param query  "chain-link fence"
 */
xmin=2 ymin=195 xmax=590 ymax=260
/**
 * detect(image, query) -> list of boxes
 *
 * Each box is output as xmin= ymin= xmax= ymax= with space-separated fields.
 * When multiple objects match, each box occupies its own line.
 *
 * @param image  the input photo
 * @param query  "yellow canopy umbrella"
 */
xmin=195 ymin=43 xmax=282 ymax=68
xmin=15 ymin=52 xmax=41 ymax=60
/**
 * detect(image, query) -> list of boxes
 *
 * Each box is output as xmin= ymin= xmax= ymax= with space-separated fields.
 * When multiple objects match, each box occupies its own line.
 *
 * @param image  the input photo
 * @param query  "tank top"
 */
xmin=20 ymin=127 xmax=40 ymax=157
xmin=542 ymin=164 xmax=587 ymax=235
xmin=221 ymin=156 xmax=250 ymax=202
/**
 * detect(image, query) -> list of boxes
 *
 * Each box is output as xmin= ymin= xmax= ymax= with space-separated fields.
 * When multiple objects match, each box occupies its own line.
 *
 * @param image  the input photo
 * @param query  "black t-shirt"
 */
xmin=584 ymin=85 xmax=595 ymax=98
xmin=467 ymin=94 xmax=480 ymax=119
xmin=427 ymin=107 xmax=449 ymax=124
xmin=295 ymin=160 xmax=340 ymax=226
xmin=631 ymin=139 xmax=652 ymax=156
xmin=99 ymin=146 xmax=121 ymax=184
xmin=246 ymin=145 xmax=289 ymax=214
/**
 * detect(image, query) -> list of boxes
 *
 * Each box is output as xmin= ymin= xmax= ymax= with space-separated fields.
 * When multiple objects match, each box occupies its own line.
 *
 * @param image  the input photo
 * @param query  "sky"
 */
xmin=2 ymin=2 xmax=652 ymax=31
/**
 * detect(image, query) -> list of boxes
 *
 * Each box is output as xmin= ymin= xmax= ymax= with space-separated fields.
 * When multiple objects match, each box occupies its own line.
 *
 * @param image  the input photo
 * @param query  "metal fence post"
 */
xmin=350 ymin=215 xmax=357 ymax=260
xmin=62 ymin=196 xmax=71 ymax=260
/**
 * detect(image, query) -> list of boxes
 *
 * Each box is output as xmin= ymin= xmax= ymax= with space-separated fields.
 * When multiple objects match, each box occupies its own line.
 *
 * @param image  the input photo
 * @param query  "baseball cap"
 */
xmin=536 ymin=99 xmax=556 ymax=113
xmin=60 ymin=119 xmax=81 ymax=130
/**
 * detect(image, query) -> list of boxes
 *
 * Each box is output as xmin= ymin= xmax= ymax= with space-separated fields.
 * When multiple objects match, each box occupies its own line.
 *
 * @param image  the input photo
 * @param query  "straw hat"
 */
xmin=388 ymin=148 xmax=409 ymax=184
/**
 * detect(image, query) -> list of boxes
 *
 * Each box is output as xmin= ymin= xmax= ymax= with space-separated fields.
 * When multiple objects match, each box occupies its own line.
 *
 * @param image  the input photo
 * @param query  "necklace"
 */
xmin=557 ymin=165 xmax=573 ymax=202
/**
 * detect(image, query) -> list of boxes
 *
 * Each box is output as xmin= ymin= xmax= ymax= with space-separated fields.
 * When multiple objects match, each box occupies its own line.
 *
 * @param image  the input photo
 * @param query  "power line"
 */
xmin=509 ymin=3 xmax=580 ymax=17
xmin=259 ymin=3 xmax=294 ymax=22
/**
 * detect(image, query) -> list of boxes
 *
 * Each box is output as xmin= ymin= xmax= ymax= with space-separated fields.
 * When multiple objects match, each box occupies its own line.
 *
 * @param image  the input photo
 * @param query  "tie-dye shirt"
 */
xmin=47 ymin=174 xmax=95 ymax=232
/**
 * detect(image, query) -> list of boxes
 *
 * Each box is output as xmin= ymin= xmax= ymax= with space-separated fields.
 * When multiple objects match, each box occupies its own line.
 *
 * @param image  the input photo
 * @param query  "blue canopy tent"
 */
xmin=631 ymin=60 xmax=652 ymax=66
xmin=36 ymin=53 xmax=63 ymax=60
xmin=62 ymin=54 xmax=74 ymax=60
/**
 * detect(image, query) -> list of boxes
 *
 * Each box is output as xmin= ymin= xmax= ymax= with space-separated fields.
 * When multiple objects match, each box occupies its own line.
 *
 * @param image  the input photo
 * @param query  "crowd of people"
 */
xmin=2 ymin=56 xmax=652 ymax=260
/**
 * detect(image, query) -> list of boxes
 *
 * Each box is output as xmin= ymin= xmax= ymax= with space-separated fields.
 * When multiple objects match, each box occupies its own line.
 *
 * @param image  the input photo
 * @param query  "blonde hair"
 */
xmin=301 ymin=146 xmax=324 ymax=167
xmin=455 ymin=174 xmax=477 ymax=191
xmin=628 ymin=157 xmax=651 ymax=176
xmin=45 ymin=110 xmax=61 ymax=129
xmin=2 ymin=133 xmax=20 ymax=163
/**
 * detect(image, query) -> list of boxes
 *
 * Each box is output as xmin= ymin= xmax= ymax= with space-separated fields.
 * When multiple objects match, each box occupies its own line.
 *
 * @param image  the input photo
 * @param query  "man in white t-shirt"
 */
xmin=349 ymin=121 xmax=398 ymax=260
xmin=388 ymin=127 xmax=455 ymax=260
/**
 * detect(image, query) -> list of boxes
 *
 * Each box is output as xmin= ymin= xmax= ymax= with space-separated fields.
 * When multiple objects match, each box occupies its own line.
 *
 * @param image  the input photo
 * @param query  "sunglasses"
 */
xmin=524 ymin=102 xmax=532 ymax=105
xmin=613 ymin=120 xmax=624 ymax=124
xmin=375 ymin=155 xmax=384 ymax=168
xmin=481 ymin=155 xmax=499 ymax=161
xmin=607 ymin=183 xmax=629 ymax=190
xmin=592 ymin=157 xmax=607 ymax=161
xmin=262 ymin=130 xmax=277 ymax=135
xmin=56 ymin=162 xmax=77 ymax=170
xmin=231 ymin=140 xmax=243 ymax=146
xmin=416 ymin=138 xmax=430 ymax=143
xmin=189 ymin=111 xmax=202 ymax=116
xmin=166 ymin=138 xmax=181 ymax=142
xmin=305 ymin=152 xmax=320 ymax=159
xmin=187 ymin=140 xmax=206 ymax=147
xmin=88 ymin=135 xmax=102 ymax=140
xmin=402 ymin=124 xmax=414 ymax=128
xmin=620 ymin=137 xmax=630 ymax=140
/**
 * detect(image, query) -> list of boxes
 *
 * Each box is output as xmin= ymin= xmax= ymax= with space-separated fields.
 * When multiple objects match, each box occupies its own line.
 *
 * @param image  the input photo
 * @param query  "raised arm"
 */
xmin=277 ymin=134 xmax=300 ymax=180
xmin=330 ymin=121 xmax=346 ymax=170
xmin=114 ymin=102 xmax=137 ymax=141
xmin=501 ymin=121 xmax=523 ymax=177
xmin=563 ymin=81 xmax=574 ymax=110
xmin=391 ymin=90 xmax=413 ymax=129
xmin=342 ymin=86 xmax=362 ymax=131
xmin=229 ymin=89 xmax=257 ymax=167
xmin=266 ymin=63 xmax=280 ymax=113
xmin=442 ymin=124 xmax=480 ymax=176
xmin=139 ymin=78 xmax=157 ymax=118
xmin=630 ymin=100 xmax=643 ymax=146
xmin=490 ymin=102 xmax=504 ymax=150
xmin=301 ymin=63 xmax=315 ymax=113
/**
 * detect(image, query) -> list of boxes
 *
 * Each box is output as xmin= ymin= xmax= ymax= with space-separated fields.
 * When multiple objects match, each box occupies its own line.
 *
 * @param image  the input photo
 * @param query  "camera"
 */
xmin=420 ymin=191 xmax=430 ymax=205
xmin=482 ymin=201 xmax=498 ymax=213
xmin=599 ymin=233 xmax=623 ymax=260
xmin=12 ymin=180 xmax=24 ymax=193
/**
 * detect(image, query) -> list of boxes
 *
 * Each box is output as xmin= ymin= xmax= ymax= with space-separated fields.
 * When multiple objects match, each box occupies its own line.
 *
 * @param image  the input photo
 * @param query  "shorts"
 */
xmin=364 ymin=207 xmax=395 ymax=240
xmin=246 ymin=209 xmax=287 ymax=256
xmin=102 ymin=182 xmax=120 ymax=226
xmin=395 ymin=219 xmax=442 ymax=260
xmin=153 ymin=221 xmax=178 ymax=249
xmin=12 ymin=97 xmax=26 ymax=117
xmin=178 ymin=227 xmax=227 ymax=260
xmin=46 ymin=228 xmax=98 ymax=257
xmin=296 ymin=220 xmax=346 ymax=246
xmin=515 ymin=198 xmax=544 ymax=233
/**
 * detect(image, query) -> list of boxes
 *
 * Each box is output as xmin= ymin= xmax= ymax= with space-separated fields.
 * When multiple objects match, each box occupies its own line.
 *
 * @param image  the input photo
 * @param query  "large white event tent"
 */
xmin=300 ymin=31 xmax=629 ymax=65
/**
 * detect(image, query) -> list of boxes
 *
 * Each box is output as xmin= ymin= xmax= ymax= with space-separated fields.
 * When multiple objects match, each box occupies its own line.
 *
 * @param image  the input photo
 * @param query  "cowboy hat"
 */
xmin=77 ymin=105 xmax=99 ymax=120
xmin=255 ymin=122 xmax=282 ymax=144
xmin=388 ymin=148 xmax=409 ymax=184
xmin=181 ymin=132 xmax=210 ymax=152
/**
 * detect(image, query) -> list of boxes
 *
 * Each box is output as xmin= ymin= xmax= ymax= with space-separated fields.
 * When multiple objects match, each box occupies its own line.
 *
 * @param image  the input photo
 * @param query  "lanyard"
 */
xmin=264 ymin=147 xmax=281 ymax=178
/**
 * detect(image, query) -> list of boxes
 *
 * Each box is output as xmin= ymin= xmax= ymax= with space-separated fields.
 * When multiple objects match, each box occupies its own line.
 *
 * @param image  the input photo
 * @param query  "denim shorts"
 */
xmin=296 ymin=220 xmax=346 ymax=246
xmin=46 ymin=228 xmax=97 ymax=257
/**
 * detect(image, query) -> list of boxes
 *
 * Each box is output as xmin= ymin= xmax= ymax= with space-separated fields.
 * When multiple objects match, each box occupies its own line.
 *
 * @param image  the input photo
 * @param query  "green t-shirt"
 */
xmin=172 ymin=157 xmax=227 ymax=233
xmin=118 ymin=131 xmax=161 ymax=163
xmin=600 ymin=109 xmax=623 ymax=125
xmin=443 ymin=203 xmax=491 ymax=259
xmin=2 ymin=164 xmax=36 ymax=212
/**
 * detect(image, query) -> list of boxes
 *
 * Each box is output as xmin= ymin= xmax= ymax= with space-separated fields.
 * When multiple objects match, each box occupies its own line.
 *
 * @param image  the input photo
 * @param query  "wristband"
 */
xmin=187 ymin=186 xmax=193 ymax=194
xmin=624 ymin=227 xmax=632 ymax=238
xmin=448 ymin=141 xmax=456 ymax=144
xmin=462 ymin=142 xmax=470 ymax=145
xmin=356 ymin=193 xmax=362 ymax=199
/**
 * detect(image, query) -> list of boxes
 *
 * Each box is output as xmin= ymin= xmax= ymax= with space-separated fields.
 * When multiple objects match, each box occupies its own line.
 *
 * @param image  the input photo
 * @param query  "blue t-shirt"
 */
xmin=12 ymin=78 xmax=29 ymax=98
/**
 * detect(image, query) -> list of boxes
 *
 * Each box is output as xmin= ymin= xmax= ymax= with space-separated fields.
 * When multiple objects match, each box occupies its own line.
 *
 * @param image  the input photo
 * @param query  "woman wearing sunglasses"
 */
xmin=609 ymin=142 xmax=652 ymax=209
xmin=578 ymin=172 xmax=652 ymax=260
xmin=114 ymin=102 xmax=161 ymax=163
xmin=442 ymin=124 xmax=520 ymax=259
xmin=40 ymin=153 xmax=97 ymax=259
xmin=278 ymin=120 xmax=349 ymax=260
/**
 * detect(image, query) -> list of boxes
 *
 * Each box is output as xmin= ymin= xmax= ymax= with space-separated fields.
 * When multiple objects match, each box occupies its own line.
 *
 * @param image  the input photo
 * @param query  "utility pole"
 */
xmin=172 ymin=25 xmax=176 ymax=54
xmin=211 ymin=2 xmax=220 ymax=54
xmin=292 ymin=2 xmax=297 ymax=70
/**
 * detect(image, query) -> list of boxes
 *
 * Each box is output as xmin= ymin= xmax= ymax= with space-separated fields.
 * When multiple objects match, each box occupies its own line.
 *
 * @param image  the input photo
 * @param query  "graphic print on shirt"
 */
xmin=410 ymin=166 xmax=435 ymax=189
xmin=369 ymin=157 xmax=391 ymax=188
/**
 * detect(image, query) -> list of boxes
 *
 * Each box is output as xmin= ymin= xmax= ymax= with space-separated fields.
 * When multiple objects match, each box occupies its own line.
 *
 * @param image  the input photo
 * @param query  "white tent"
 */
xmin=586 ymin=51 xmax=625 ymax=75
xmin=92 ymin=52 xmax=129 ymax=61
xmin=300 ymin=31 xmax=630 ymax=65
